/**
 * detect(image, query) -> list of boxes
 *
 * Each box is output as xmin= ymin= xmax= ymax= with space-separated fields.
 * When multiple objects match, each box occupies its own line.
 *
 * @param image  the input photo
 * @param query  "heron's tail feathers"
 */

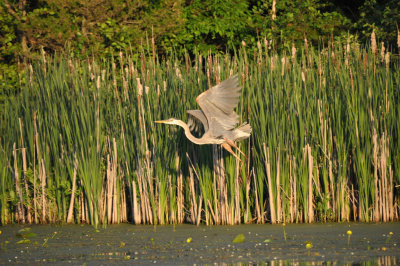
xmin=234 ymin=123 xmax=252 ymax=141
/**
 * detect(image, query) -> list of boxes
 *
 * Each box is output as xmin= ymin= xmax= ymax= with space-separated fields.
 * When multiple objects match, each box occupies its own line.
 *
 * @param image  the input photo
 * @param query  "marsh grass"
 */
xmin=0 ymin=36 xmax=399 ymax=226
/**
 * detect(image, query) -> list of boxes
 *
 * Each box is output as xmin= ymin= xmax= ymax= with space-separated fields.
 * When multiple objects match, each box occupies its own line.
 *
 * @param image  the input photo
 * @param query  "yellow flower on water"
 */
xmin=305 ymin=242 xmax=313 ymax=256
xmin=347 ymin=230 xmax=352 ymax=235
xmin=0 ymin=230 xmax=2 ymax=235
xmin=389 ymin=232 xmax=393 ymax=236
xmin=382 ymin=247 xmax=387 ymax=251
xmin=186 ymin=237 xmax=192 ymax=243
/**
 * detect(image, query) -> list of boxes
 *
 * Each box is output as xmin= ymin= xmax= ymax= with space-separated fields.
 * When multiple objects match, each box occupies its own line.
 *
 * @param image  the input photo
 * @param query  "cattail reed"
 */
xmin=397 ymin=28 xmax=400 ymax=54
xmin=371 ymin=30 xmax=377 ymax=54
xmin=0 ymin=34 xmax=399 ymax=226
xmin=272 ymin=0 xmax=276 ymax=20
xmin=291 ymin=43 xmax=297 ymax=63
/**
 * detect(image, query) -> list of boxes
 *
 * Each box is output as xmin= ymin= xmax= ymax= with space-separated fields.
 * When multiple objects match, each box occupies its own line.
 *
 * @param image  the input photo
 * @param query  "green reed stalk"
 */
xmin=0 ymin=154 xmax=9 ymax=224
xmin=0 ymin=36 xmax=399 ymax=226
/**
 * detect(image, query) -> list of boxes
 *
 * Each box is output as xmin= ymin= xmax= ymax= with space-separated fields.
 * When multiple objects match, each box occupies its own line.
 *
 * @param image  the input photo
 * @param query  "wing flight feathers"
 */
xmin=196 ymin=75 xmax=241 ymax=130
xmin=187 ymin=110 xmax=209 ymax=132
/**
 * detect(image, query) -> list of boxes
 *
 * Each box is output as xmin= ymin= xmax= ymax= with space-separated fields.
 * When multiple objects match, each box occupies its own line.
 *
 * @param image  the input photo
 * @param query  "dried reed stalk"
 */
xmin=67 ymin=156 xmax=78 ymax=223
xmin=263 ymin=144 xmax=276 ymax=224
xmin=33 ymin=113 xmax=38 ymax=223
xmin=132 ymin=180 xmax=141 ymax=224
xmin=234 ymin=158 xmax=240 ymax=224
xmin=351 ymin=184 xmax=357 ymax=221
xmin=276 ymin=149 xmax=281 ymax=223
xmin=188 ymin=164 xmax=197 ymax=224
xmin=379 ymin=134 xmax=388 ymax=222
xmin=328 ymin=132 xmax=335 ymax=218
xmin=112 ymin=138 xmax=118 ymax=223
xmin=176 ymin=153 xmax=184 ymax=223
xmin=13 ymin=143 xmax=25 ymax=223
xmin=307 ymin=144 xmax=314 ymax=223
xmin=33 ymin=113 xmax=47 ymax=223
xmin=106 ymin=154 xmax=113 ymax=224
xmin=197 ymin=195 xmax=203 ymax=226
xmin=168 ymin=175 xmax=174 ymax=224
xmin=253 ymin=169 xmax=261 ymax=223
xmin=373 ymin=129 xmax=379 ymax=221
xmin=289 ymin=156 xmax=296 ymax=223
xmin=19 ymin=118 xmax=31 ymax=223
xmin=245 ymin=168 xmax=251 ymax=223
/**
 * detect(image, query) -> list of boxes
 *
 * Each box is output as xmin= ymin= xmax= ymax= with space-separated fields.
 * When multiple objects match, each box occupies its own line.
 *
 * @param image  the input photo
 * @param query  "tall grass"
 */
xmin=0 ymin=37 xmax=399 ymax=226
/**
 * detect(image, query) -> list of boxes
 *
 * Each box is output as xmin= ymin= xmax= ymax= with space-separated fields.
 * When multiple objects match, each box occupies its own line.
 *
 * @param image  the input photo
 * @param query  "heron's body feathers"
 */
xmin=156 ymin=74 xmax=251 ymax=160
xmin=233 ymin=123 xmax=252 ymax=141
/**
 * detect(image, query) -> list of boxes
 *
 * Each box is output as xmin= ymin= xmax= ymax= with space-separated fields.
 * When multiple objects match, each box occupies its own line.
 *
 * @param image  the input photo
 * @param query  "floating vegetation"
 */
xmin=232 ymin=233 xmax=245 ymax=243
xmin=16 ymin=228 xmax=36 ymax=239
xmin=0 ymin=224 xmax=399 ymax=264
xmin=16 ymin=239 xmax=31 ymax=244
xmin=347 ymin=230 xmax=352 ymax=247
xmin=386 ymin=232 xmax=394 ymax=244
xmin=15 ymin=228 xmax=37 ymax=244
xmin=42 ymin=231 xmax=57 ymax=247
xmin=305 ymin=241 xmax=313 ymax=256
xmin=0 ymin=34 xmax=399 ymax=226
xmin=282 ymin=223 xmax=287 ymax=241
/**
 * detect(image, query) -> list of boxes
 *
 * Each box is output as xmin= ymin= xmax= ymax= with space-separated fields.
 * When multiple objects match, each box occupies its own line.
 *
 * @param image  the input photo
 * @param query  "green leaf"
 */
xmin=24 ymin=232 xmax=37 ymax=238
xmin=232 ymin=233 xmax=245 ymax=243
xmin=17 ymin=239 xmax=31 ymax=244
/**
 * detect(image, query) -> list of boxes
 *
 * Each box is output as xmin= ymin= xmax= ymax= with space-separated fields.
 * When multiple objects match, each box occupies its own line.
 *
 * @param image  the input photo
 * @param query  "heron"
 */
xmin=155 ymin=74 xmax=251 ymax=161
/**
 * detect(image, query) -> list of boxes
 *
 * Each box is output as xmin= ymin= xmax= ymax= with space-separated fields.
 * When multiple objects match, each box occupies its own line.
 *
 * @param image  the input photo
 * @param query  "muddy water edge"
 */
xmin=0 ymin=223 xmax=399 ymax=265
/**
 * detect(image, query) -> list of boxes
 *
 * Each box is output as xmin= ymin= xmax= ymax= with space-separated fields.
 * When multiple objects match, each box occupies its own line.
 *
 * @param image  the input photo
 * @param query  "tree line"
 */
xmin=0 ymin=0 xmax=399 ymax=96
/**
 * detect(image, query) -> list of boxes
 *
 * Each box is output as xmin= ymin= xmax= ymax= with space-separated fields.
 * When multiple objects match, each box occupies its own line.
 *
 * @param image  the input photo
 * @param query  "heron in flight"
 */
xmin=155 ymin=74 xmax=251 ymax=161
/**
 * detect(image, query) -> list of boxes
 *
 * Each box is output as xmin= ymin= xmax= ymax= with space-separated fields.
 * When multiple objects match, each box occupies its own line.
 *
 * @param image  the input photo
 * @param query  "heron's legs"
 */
xmin=223 ymin=138 xmax=248 ymax=161
xmin=221 ymin=143 xmax=242 ymax=162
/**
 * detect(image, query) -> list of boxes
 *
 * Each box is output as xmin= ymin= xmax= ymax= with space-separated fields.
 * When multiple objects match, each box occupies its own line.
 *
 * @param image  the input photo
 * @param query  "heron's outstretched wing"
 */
xmin=187 ymin=110 xmax=209 ymax=132
xmin=196 ymin=75 xmax=241 ymax=130
xmin=207 ymin=117 xmax=228 ymax=138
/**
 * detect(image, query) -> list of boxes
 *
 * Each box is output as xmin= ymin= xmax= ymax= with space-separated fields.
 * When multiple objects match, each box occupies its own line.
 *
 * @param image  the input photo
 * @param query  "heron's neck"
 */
xmin=176 ymin=120 xmax=205 ymax=145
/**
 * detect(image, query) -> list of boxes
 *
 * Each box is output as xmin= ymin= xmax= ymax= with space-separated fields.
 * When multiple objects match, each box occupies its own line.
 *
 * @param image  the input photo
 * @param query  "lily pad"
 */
xmin=232 ymin=233 xmax=245 ymax=243
xmin=17 ymin=239 xmax=31 ymax=244
xmin=17 ymin=228 xmax=36 ymax=238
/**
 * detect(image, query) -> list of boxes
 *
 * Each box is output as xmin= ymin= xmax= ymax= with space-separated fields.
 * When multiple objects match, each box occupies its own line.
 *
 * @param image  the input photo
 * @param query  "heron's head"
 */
xmin=155 ymin=118 xmax=180 ymax=125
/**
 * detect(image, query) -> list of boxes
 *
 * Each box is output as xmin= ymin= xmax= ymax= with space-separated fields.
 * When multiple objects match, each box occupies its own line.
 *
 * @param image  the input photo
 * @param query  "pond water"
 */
xmin=0 ymin=223 xmax=399 ymax=265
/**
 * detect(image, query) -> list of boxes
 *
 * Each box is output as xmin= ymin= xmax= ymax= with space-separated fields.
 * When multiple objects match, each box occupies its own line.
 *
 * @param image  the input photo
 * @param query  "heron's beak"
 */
xmin=155 ymin=120 xmax=166 ymax=124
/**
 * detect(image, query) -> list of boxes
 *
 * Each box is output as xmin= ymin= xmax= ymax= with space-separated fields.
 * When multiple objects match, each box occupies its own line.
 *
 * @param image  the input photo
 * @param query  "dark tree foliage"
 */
xmin=0 ymin=0 xmax=399 ymax=96
xmin=353 ymin=0 xmax=399 ymax=45
xmin=162 ymin=0 xmax=349 ymax=54
xmin=0 ymin=0 xmax=184 ymax=98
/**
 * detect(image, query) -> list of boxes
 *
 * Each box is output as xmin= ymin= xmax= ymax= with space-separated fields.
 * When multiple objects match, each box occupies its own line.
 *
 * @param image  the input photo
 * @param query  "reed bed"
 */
xmin=0 ymin=38 xmax=399 ymax=227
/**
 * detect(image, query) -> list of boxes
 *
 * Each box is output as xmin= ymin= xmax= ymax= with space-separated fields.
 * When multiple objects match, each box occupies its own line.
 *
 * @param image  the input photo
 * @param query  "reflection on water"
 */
xmin=1 ymin=224 xmax=399 ymax=265
xmin=215 ymin=256 xmax=397 ymax=266
xmin=87 ymin=253 xmax=397 ymax=265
